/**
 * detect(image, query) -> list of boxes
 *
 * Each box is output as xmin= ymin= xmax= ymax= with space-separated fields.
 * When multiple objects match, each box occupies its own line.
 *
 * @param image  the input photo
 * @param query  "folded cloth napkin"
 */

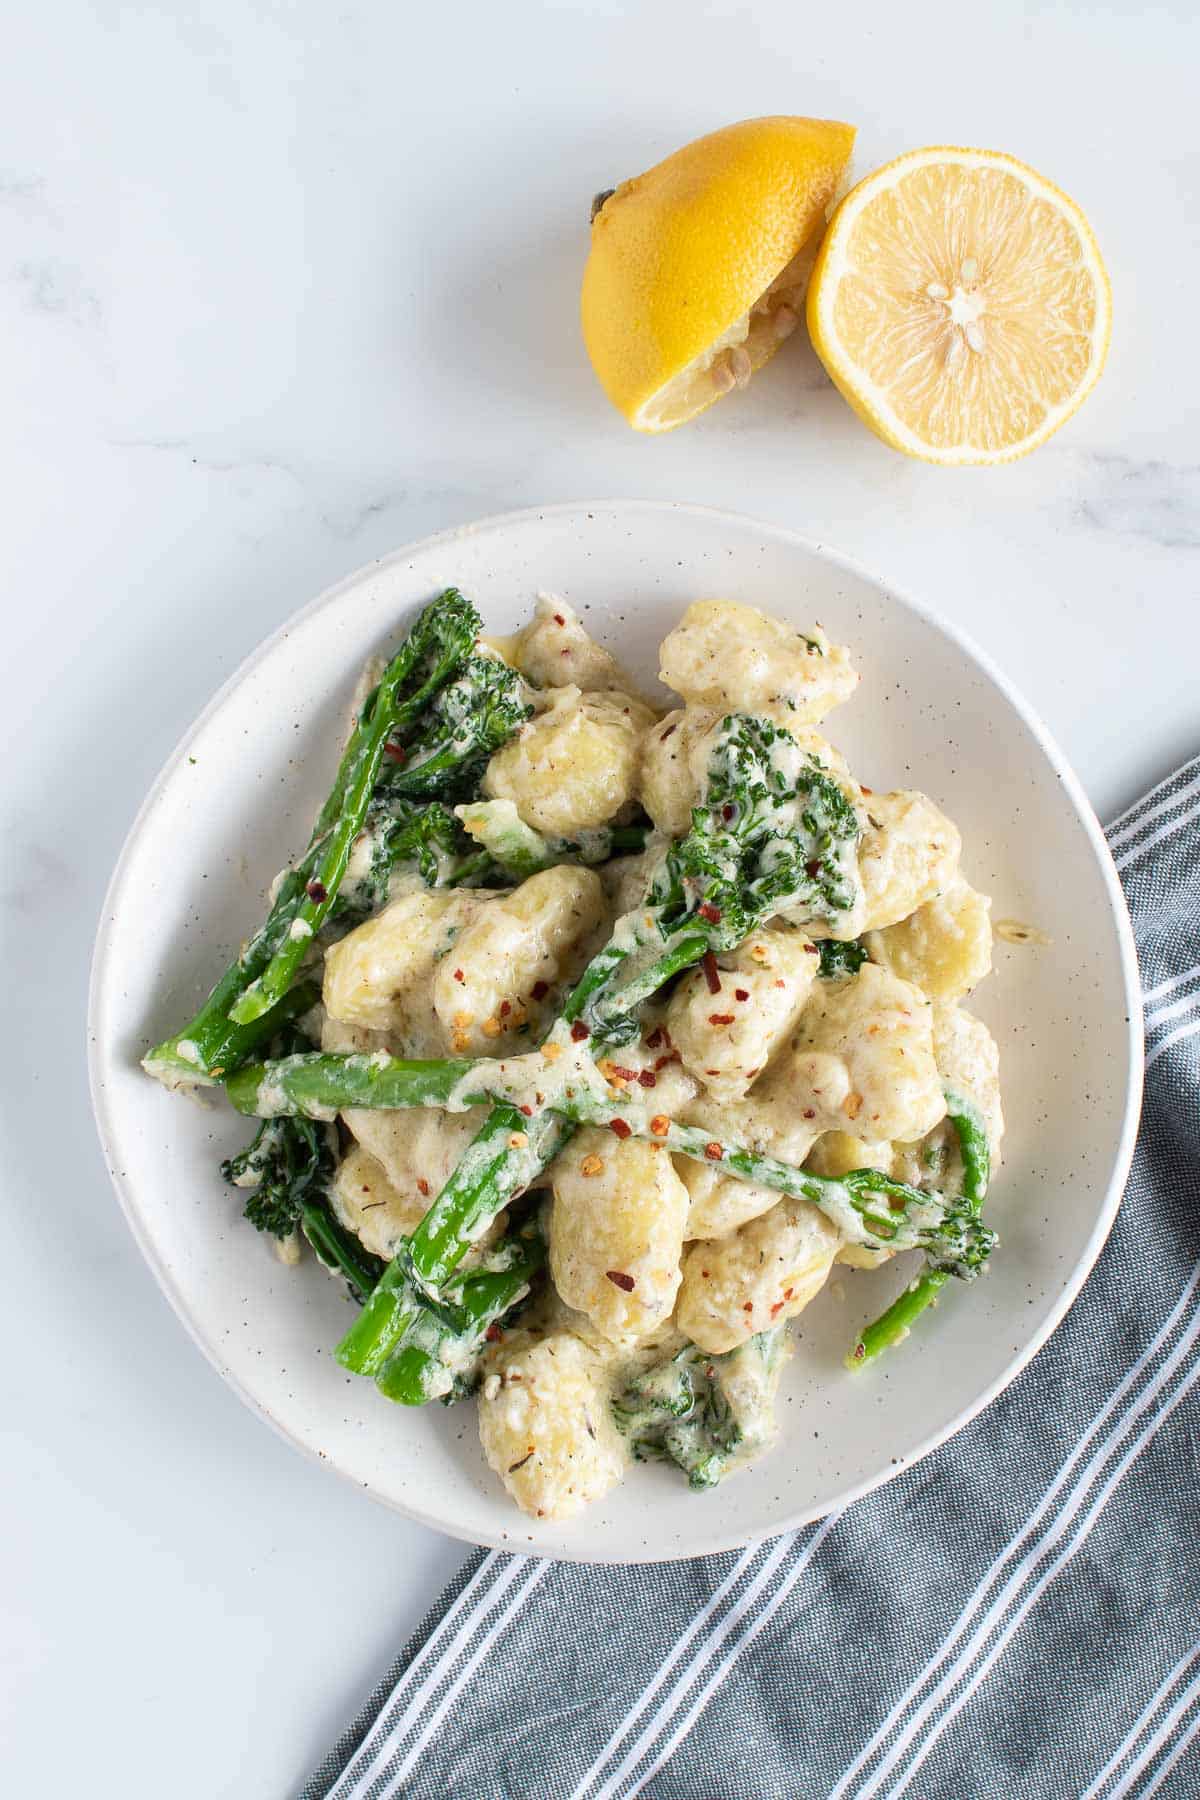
xmin=302 ymin=757 xmax=1200 ymax=1800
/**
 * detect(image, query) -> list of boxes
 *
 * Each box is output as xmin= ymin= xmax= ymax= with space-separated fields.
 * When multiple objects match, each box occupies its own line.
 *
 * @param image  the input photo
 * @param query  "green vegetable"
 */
xmin=817 ymin=937 xmax=869 ymax=979
xmin=331 ymin=707 xmax=868 ymax=1406
xmin=373 ymin=652 xmax=530 ymax=804
xmin=455 ymin=799 xmax=648 ymax=881
xmin=144 ymin=589 xmax=491 ymax=1081
xmin=332 ymin=800 xmax=497 ymax=927
xmin=334 ymin=1108 xmax=567 ymax=1387
xmin=225 ymin=1055 xmax=995 ymax=1278
xmin=614 ymin=1330 xmax=789 ymax=1490
xmin=846 ymin=1091 xmax=992 ymax=1368
xmin=221 ymin=1109 xmax=384 ymax=1303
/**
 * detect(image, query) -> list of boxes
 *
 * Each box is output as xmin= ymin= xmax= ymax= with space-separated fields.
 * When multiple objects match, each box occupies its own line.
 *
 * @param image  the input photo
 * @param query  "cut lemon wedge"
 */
xmin=582 ymin=116 xmax=856 ymax=433
xmin=807 ymin=147 xmax=1111 ymax=464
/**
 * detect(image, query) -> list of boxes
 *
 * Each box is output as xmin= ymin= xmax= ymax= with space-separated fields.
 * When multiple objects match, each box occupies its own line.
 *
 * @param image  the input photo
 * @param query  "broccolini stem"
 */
xmin=147 ymin=978 xmax=322 ymax=1088
xmin=229 ymin=601 xmax=479 ymax=1026
xmin=846 ymin=1092 xmax=992 ymax=1368
xmin=333 ymin=1109 xmax=566 ymax=1381
xmin=373 ymin=1223 xmax=548 ymax=1406
xmin=297 ymin=1199 xmax=386 ymax=1303
xmin=144 ymin=589 xmax=483 ymax=1080
xmin=224 ymin=1051 xmax=995 ymax=1275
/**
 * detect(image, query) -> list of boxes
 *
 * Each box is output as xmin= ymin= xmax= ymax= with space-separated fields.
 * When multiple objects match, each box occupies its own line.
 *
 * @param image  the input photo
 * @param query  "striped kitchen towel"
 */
xmin=301 ymin=755 xmax=1200 ymax=1800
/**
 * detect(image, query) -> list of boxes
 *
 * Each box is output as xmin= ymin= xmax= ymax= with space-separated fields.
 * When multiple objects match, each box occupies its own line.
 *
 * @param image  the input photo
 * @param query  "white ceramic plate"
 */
xmin=89 ymin=501 xmax=1142 ymax=1564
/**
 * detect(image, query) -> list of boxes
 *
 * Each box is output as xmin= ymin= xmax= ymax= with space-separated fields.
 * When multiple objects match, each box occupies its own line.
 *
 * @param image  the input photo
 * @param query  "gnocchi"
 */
xmin=483 ymin=685 xmax=655 ymax=836
xmin=866 ymin=878 xmax=992 ymax=1000
xmin=432 ymin=866 xmax=606 ymax=1053
xmin=515 ymin=595 xmax=630 ymax=693
xmin=659 ymin=600 xmax=858 ymax=722
xmin=549 ymin=1131 xmax=689 ymax=1344
xmin=160 ymin=586 xmax=1005 ymax=1528
xmin=478 ymin=1323 xmax=628 ymax=1519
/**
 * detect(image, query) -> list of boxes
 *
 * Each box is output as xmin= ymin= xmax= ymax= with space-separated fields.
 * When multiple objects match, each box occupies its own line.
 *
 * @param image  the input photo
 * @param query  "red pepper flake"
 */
xmin=609 ymin=1065 xmax=639 ymax=1082
xmin=803 ymin=1108 xmax=817 ymax=1120
xmin=774 ymin=978 xmax=787 ymax=989
xmin=605 ymin=1270 xmax=636 ymax=1291
xmin=638 ymin=1070 xmax=657 ymax=1088
xmin=645 ymin=1027 xmax=663 ymax=1050
xmin=784 ymin=1287 xmax=794 ymax=1300
xmin=698 ymin=901 xmax=722 ymax=924
xmin=519 ymin=1104 xmax=533 ymax=1117
xmin=742 ymin=1301 xmax=754 ymax=1313
xmin=570 ymin=1020 xmax=589 ymax=1041
xmin=499 ymin=1000 xmax=512 ymax=1018
xmin=702 ymin=952 xmax=722 ymax=994
xmin=453 ymin=968 xmax=464 ymax=983
xmin=306 ymin=879 xmax=328 ymax=904
xmin=661 ymin=722 xmax=678 ymax=741
xmin=530 ymin=979 xmax=549 ymax=1001
xmin=770 ymin=1300 xmax=784 ymax=1317
xmin=649 ymin=1115 xmax=670 ymax=1136
xmin=609 ymin=1118 xmax=632 ymax=1140
xmin=734 ymin=988 xmax=750 ymax=1002
xmin=708 ymin=1012 xmax=734 ymax=1026
xmin=804 ymin=944 xmax=819 ymax=955
xmin=806 ymin=859 xmax=821 ymax=878
xmin=417 ymin=1178 xmax=430 ymax=1197
xmin=860 ymin=785 xmax=873 ymax=796
xmin=721 ymin=803 xmax=736 ymax=821
xmin=553 ymin=612 xmax=565 ymax=625
xmin=485 ymin=1323 xmax=503 ymax=1343
xmin=383 ymin=742 xmax=406 ymax=762
xmin=704 ymin=1142 xmax=724 ymax=1161
xmin=654 ymin=1052 xmax=679 ymax=1071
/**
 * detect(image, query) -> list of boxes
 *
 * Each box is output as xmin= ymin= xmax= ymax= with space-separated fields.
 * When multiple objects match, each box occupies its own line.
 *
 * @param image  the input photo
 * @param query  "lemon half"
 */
xmin=807 ymin=146 xmax=1111 ymax=465
xmin=582 ymin=116 xmax=856 ymax=432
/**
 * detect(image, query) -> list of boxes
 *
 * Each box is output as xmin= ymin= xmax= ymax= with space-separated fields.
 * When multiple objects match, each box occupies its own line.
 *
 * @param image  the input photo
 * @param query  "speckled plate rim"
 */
xmin=88 ymin=499 xmax=1144 ymax=1563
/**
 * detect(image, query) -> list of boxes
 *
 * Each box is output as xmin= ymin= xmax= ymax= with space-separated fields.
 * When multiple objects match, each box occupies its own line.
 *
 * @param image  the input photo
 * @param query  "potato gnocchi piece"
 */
xmin=515 ymin=595 xmax=630 ymax=693
xmin=637 ymin=705 xmax=724 ymax=837
xmin=677 ymin=1088 xmax=822 ymax=1239
xmin=805 ymin=1131 xmax=897 ymax=1269
xmin=933 ymin=1001 xmax=1004 ymax=1159
xmin=667 ymin=927 xmax=819 ymax=1104
xmin=341 ymin=1104 xmax=491 ymax=1212
xmin=477 ymin=1326 xmax=628 ymax=1519
xmin=549 ymin=1130 xmax=689 ymax=1345
xmin=482 ymin=685 xmax=654 ymax=837
xmin=866 ymin=878 xmax=992 ymax=1000
xmin=658 ymin=600 xmax=858 ymax=722
xmin=679 ymin=1166 xmax=785 ymax=1241
xmin=599 ymin=844 xmax=663 ymax=917
xmin=677 ymin=1197 xmax=842 ymax=1353
xmin=592 ymin=1022 xmax=699 ymax=1120
xmin=432 ymin=866 xmax=606 ymax=1054
xmin=318 ymin=1010 xmax=393 ymax=1058
xmin=781 ymin=963 xmax=946 ymax=1143
xmin=321 ymin=889 xmax=486 ymax=1048
xmin=329 ymin=1143 xmax=427 ymax=1259
xmin=853 ymin=790 xmax=962 ymax=934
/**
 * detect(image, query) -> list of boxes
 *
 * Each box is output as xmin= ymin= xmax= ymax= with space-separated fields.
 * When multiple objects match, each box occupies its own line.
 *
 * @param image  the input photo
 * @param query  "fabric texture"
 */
xmin=301 ymin=757 xmax=1200 ymax=1800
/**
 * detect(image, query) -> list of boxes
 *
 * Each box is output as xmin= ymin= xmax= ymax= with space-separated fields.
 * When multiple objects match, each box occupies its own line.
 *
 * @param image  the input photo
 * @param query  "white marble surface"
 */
xmin=2 ymin=3 xmax=1196 ymax=1795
